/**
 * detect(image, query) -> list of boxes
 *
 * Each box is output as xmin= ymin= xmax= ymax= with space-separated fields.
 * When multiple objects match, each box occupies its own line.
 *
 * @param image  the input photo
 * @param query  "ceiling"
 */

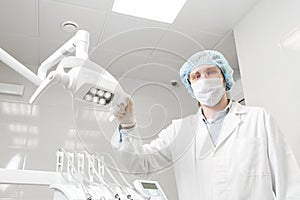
xmin=0 ymin=0 xmax=260 ymax=89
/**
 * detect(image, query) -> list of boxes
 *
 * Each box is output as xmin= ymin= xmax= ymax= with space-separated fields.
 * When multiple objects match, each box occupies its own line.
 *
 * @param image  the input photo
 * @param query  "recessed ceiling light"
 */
xmin=61 ymin=21 xmax=79 ymax=33
xmin=112 ymin=0 xmax=187 ymax=23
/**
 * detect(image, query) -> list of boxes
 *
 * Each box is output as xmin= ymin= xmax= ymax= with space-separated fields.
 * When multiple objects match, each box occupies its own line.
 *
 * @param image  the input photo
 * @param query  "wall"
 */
xmin=234 ymin=0 xmax=300 ymax=161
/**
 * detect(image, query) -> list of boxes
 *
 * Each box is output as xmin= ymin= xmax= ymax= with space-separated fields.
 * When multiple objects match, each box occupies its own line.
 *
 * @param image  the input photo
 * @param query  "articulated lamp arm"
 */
xmin=37 ymin=30 xmax=90 ymax=80
xmin=0 ymin=30 xmax=90 ymax=104
xmin=0 ymin=48 xmax=42 ymax=86
xmin=30 ymin=30 xmax=90 ymax=103
xmin=1 ymin=30 xmax=128 ymax=111
xmin=0 ymin=30 xmax=89 ymax=87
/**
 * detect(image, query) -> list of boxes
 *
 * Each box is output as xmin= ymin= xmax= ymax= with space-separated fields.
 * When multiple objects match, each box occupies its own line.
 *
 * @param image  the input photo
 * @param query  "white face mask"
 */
xmin=191 ymin=78 xmax=225 ymax=106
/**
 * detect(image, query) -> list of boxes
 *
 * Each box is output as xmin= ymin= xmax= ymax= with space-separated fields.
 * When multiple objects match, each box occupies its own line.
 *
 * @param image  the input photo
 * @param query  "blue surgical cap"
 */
xmin=180 ymin=50 xmax=234 ymax=98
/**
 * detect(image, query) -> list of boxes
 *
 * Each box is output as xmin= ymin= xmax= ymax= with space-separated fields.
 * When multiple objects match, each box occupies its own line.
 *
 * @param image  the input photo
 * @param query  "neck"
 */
xmin=201 ymin=94 xmax=229 ymax=119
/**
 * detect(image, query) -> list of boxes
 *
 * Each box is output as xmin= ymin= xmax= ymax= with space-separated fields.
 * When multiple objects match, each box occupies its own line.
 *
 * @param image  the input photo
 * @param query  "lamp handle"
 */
xmin=29 ymin=71 xmax=70 ymax=104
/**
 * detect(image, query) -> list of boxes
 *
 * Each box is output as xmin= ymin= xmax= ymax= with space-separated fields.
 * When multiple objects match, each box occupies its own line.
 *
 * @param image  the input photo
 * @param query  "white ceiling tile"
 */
xmin=101 ymin=12 xmax=170 ymax=42
xmin=89 ymin=48 xmax=126 ymax=69
xmin=98 ymin=52 xmax=149 ymax=79
xmin=39 ymin=0 xmax=107 ymax=45
xmin=0 ymin=33 xmax=39 ymax=65
xmin=0 ymin=0 xmax=38 ymax=37
xmin=149 ymin=49 xmax=185 ymax=63
xmin=98 ymin=12 xmax=170 ymax=56
xmin=172 ymin=0 xmax=259 ymax=35
xmin=127 ymin=58 xmax=184 ymax=83
xmin=51 ymin=0 xmax=114 ymax=11
xmin=146 ymin=56 xmax=185 ymax=71
xmin=38 ymin=38 xmax=65 ymax=64
xmin=150 ymin=29 xmax=218 ymax=62
xmin=98 ymin=27 xmax=166 ymax=56
xmin=84 ymin=48 xmax=179 ymax=83
xmin=185 ymin=31 xmax=223 ymax=49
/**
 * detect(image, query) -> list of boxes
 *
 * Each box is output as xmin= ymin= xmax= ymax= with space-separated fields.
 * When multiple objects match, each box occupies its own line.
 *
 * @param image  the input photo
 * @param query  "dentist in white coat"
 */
xmin=111 ymin=50 xmax=300 ymax=200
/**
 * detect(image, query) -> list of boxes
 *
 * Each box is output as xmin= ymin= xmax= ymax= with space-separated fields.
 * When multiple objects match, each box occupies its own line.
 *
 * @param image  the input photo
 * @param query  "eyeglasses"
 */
xmin=188 ymin=67 xmax=221 ymax=83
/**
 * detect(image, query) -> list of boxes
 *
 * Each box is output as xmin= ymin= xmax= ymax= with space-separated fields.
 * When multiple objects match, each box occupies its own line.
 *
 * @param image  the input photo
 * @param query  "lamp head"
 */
xmin=59 ymin=57 xmax=127 ymax=110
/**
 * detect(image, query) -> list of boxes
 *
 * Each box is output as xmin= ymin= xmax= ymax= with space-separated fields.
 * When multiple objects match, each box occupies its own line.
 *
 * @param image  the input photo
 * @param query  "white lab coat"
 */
xmin=111 ymin=102 xmax=300 ymax=200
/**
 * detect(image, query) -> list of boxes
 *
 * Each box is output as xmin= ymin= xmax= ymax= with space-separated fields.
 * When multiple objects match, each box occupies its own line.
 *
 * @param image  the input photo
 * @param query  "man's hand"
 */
xmin=113 ymin=97 xmax=136 ymax=129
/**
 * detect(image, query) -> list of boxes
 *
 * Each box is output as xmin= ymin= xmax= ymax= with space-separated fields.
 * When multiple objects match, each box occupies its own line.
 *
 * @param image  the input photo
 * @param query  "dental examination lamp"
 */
xmin=0 ymin=30 xmax=171 ymax=200
xmin=0 ymin=30 xmax=127 ymax=110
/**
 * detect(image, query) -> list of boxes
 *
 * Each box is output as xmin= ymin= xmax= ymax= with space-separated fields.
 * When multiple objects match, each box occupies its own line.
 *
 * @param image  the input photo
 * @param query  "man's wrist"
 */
xmin=120 ymin=122 xmax=136 ymax=129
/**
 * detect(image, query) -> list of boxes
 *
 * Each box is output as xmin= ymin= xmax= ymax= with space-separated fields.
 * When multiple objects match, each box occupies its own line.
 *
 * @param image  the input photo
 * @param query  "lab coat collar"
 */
xmin=214 ymin=101 xmax=246 ymax=151
xmin=228 ymin=101 xmax=247 ymax=115
xmin=194 ymin=99 xmax=245 ymax=123
xmin=194 ymin=101 xmax=247 ymax=154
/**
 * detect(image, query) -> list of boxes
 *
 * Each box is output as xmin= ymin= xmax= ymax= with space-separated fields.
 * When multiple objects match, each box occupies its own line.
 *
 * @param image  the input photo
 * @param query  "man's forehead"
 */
xmin=191 ymin=64 xmax=218 ymax=73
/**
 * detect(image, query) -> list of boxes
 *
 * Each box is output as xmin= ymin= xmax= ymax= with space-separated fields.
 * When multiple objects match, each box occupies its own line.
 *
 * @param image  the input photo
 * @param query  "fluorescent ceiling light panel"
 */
xmin=0 ymin=82 xmax=24 ymax=96
xmin=112 ymin=0 xmax=187 ymax=23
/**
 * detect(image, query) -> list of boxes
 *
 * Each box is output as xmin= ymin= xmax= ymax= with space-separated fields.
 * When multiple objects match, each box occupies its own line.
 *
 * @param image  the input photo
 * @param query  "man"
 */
xmin=111 ymin=50 xmax=300 ymax=200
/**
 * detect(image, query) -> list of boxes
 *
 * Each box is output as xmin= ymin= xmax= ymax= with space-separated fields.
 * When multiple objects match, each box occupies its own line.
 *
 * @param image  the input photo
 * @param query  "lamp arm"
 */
xmin=29 ymin=71 xmax=71 ymax=104
xmin=37 ymin=30 xmax=90 ymax=80
xmin=0 ymin=48 xmax=42 ymax=86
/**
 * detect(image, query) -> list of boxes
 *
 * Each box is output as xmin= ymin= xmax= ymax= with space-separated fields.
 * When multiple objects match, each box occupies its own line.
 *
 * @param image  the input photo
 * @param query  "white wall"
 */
xmin=234 ymin=0 xmax=300 ymax=161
